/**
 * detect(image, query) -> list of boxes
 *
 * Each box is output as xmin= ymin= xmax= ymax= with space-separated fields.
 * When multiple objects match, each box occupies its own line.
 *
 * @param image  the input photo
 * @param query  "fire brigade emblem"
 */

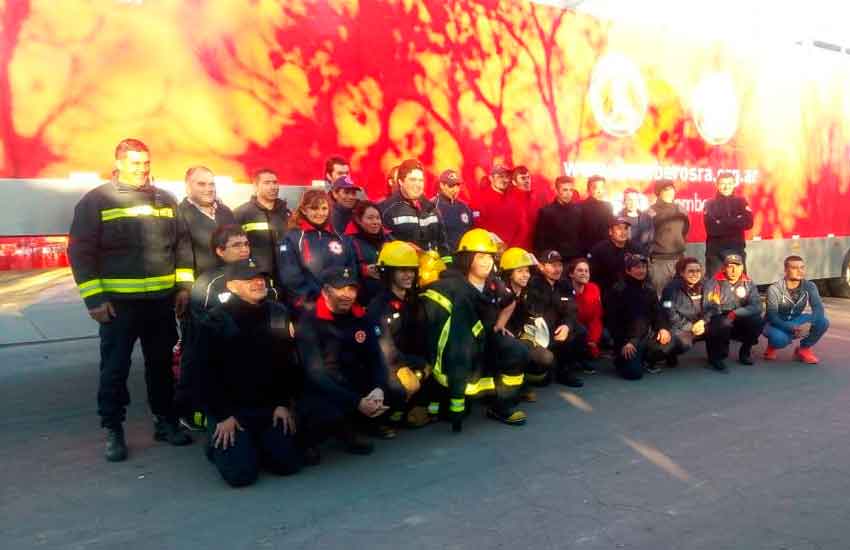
xmin=354 ymin=330 xmax=366 ymax=344
xmin=735 ymin=286 xmax=747 ymax=299
xmin=692 ymin=72 xmax=739 ymax=145
xmin=461 ymin=212 xmax=469 ymax=224
xmin=329 ymin=241 xmax=343 ymax=254
xmin=589 ymin=53 xmax=648 ymax=138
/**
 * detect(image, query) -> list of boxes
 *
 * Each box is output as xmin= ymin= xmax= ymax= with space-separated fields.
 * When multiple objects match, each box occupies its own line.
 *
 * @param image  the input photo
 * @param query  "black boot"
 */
xmin=105 ymin=426 xmax=128 ymax=462
xmin=556 ymin=368 xmax=584 ymax=388
xmin=708 ymin=358 xmax=729 ymax=373
xmin=338 ymin=423 xmax=374 ymax=455
xmin=153 ymin=416 xmax=193 ymax=446
xmin=738 ymin=344 xmax=754 ymax=365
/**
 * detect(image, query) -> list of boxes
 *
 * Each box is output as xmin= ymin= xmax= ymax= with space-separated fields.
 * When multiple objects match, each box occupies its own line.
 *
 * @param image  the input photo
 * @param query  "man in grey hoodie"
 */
xmin=763 ymin=255 xmax=830 ymax=364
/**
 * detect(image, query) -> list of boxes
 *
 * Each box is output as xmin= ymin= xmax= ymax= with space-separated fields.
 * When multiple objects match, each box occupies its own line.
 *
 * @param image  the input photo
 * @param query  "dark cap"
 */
xmin=624 ymin=253 xmax=649 ymax=270
xmin=653 ymin=179 xmax=675 ymax=195
xmin=609 ymin=216 xmax=632 ymax=227
xmin=225 ymin=258 xmax=268 ymax=282
xmin=320 ymin=266 xmax=359 ymax=288
xmin=723 ymin=253 xmax=744 ymax=265
xmin=491 ymin=165 xmax=510 ymax=177
xmin=439 ymin=169 xmax=460 ymax=186
xmin=331 ymin=175 xmax=361 ymax=191
xmin=539 ymin=250 xmax=563 ymax=264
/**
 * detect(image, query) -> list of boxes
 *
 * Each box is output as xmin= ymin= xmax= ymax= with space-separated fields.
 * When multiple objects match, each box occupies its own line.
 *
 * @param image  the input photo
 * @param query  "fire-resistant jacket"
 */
xmin=68 ymin=178 xmax=192 ymax=309
xmin=380 ymin=192 xmax=449 ymax=258
xmin=176 ymin=198 xmax=236 ymax=278
xmin=233 ymin=196 xmax=290 ymax=284
xmin=703 ymin=271 xmax=762 ymax=320
xmin=432 ymin=192 xmax=474 ymax=252
xmin=278 ymin=219 xmax=357 ymax=309
xmin=367 ymin=289 xmax=428 ymax=377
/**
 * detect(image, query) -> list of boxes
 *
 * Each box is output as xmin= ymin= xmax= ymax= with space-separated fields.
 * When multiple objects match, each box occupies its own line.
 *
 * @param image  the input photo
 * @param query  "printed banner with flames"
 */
xmin=1 ymin=0 xmax=848 ymax=241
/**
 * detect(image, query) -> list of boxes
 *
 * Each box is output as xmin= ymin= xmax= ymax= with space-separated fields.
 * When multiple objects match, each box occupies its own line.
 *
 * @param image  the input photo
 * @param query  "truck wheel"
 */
xmin=814 ymin=279 xmax=832 ymax=298
xmin=828 ymin=252 xmax=850 ymax=298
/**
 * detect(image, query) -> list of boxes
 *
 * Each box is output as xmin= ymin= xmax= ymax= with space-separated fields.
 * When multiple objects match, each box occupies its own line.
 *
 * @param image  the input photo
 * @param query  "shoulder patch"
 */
xmin=662 ymin=300 xmax=672 ymax=308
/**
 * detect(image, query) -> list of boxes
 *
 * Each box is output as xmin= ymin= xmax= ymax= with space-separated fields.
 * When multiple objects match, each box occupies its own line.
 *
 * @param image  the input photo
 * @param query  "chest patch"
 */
xmin=735 ymin=286 xmax=747 ymax=299
xmin=461 ymin=212 xmax=470 ymax=224
xmin=328 ymin=241 xmax=343 ymax=255
xmin=354 ymin=330 xmax=366 ymax=343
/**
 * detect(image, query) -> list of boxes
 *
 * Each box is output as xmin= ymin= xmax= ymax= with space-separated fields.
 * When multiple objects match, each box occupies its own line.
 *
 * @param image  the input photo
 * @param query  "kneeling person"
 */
xmin=198 ymin=260 xmax=301 ymax=487
xmin=763 ymin=255 xmax=829 ymax=364
xmin=605 ymin=254 xmax=673 ymax=380
xmin=661 ymin=257 xmax=709 ymax=367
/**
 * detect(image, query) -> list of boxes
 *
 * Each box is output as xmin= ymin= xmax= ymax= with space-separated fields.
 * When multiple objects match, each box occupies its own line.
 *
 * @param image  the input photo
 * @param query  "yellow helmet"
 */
xmin=500 ymin=247 xmax=537 ymax=271
xmin=377 ymin=241 xmax=420 ymax=268
xmin=418 ymin=250 xmax=447 ymax=286
xmin=456 ymin=228 xmax=501 ymax=254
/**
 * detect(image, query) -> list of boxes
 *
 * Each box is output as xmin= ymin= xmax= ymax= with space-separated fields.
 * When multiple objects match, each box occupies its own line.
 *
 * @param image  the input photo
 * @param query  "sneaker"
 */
xmin=708 ymin=358 xmax=729 ymax=373
xmin=665 ymin=354 xmax=679 ymax=368
xmin=763 ymin=346 xmax=778 ymax=361
xmin=179 ymin=412 xmax=206 ymax=432
xmin=105 ymin=426 xmax=128 ymax=462
xmin=519 ymin=388 xmax=537 ymax=403
xmin=738 ymin=345 xmax=754 ymax=365
xmin=486 ymin=407 xmax=527 ymax=426
xmin=794 ymin=346 xmax=819 ymax=364
xmin=644 ymin=362 xmax=662 ymax=375
xmin=153 ymin=416 xmax=193 ymax=446
xmin=579 ymin=361 xmax=597 ymax=375
xmin=369 ymin=424 xmax=398 ymax=440
xmin=556 ymin=370 xmax=584 ymax=388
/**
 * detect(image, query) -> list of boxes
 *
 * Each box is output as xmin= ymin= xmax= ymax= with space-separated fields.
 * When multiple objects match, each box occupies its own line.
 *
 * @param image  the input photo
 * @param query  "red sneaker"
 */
xmin=763 ymin=346 xmax=778 ymax=361
xmin=794 ymin=346 xmax=819 ymax=364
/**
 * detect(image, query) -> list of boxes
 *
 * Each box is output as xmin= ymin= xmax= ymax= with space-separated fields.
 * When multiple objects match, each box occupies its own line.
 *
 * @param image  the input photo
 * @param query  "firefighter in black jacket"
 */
xmin=68 ymin=138 xmax=192 ymax=462
xmin=368 ymin=241 xmax=432 ymax=430
xmin=432 ymin=169 xmax=474 ymax=252
xmin=420 ymin=229 xmax=528 ymax=432
xmin=660 ymin=256 xmax=709 ymax=367
xmin=296 ymin=267 xmax=401 ymax=460
xmin=197 ymin=259 xmax=301 ymax=487
xmin=588 ymin=217 xmax=635 ymax=298
xmin=703 ymin=173 xmax=754 ymax=278
xmin=525 ymin=250 xmax=587 ymax=388
xmin=604 ymin=254 xmax=674 ymax=380
xmin=381 ymin=158 xmax=450 ymax=259
xmin=703 ymin=253 xmax=763 ymax=371
xmin=177 ymin=166 xmax=237 ymax=278
xmin=234 ymin=168 xmax=290 ymax=288
xmin=533 ymin=176 xmax=584 ymax=262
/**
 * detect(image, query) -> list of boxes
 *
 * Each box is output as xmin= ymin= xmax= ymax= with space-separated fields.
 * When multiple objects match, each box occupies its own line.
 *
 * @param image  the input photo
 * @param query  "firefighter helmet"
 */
xmin=377 ymin=241 xmax=420 ymax=268
xmin=499 ymin=247 xmax=537 ymax=271
xmin=456 ymin=228 xmax=501 ymax=254
xmin=418 ymin=250 xmax=447 ymax=286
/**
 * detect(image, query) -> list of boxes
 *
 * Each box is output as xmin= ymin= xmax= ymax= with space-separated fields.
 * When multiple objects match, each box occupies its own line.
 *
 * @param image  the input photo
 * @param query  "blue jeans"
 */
xmin=764 ymin=313 xmax=830 ymax=350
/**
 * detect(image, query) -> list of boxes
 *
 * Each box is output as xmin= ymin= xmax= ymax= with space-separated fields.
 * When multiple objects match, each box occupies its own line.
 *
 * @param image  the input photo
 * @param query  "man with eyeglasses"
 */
xmin=432 ymin=169 xmax=474 ymax=252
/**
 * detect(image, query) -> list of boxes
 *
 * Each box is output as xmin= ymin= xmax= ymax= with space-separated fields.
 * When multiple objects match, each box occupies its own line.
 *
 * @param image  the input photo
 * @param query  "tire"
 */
xmin=814 ymin=278 xmax=832 ymax=298
xmin=828 ymin=251 xmax=850 ymax=298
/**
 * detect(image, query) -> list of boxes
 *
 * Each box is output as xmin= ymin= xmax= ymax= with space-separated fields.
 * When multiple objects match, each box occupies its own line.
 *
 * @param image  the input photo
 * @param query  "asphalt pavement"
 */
xmin=1 ymin=299 xmax=849 ymax=550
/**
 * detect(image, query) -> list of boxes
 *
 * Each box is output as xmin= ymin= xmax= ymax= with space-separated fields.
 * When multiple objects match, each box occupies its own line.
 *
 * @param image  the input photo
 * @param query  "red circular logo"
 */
xmin=354 ymin=330 xmax=366 ymax=344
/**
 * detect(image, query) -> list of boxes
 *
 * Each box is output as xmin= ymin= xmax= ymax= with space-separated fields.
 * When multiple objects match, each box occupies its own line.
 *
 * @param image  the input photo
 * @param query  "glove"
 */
xmin=396 ymin=366 xmax=421 ymax=396
xmin=726 ymin=311 xmax=737 ymax=322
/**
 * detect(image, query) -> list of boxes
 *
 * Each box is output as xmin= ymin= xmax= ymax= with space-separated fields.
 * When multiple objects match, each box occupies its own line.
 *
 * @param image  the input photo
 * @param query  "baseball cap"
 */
xmin=331 ymin=175 xmax=362 ymax=191
xmin=723 ymin=253 xmax=744 ymax=265
xmin=609 ymin=216 xmax=632 ymax=227
xmin=320 ymin=266 xmax=359 ymax=288
xmin=225 ymin=259 xmax=268 ymax=282
xmin=539 ymin=250 xmax=564 ymax=264
xmin=624 ymin=253 xmax=649 ymax=269
xmin=439 ymin=169 xmax=460 ymax=186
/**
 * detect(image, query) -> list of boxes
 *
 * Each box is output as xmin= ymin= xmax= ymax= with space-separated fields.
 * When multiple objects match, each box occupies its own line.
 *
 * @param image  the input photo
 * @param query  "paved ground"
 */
xmin=1 ymin=299 xmax=849 ymax=550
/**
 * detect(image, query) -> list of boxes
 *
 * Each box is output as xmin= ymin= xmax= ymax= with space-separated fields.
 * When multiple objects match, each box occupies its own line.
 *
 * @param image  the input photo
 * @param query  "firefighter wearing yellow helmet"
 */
xmin=419 ymin=228 xmax=530 ymax=432
xmin=367 ymin=241 xmax=432 ymax=431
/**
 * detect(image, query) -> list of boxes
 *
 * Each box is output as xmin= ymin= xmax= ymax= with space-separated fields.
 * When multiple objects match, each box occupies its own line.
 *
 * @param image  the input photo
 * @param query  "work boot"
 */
xmin=105 ymin=426 xmax=128 ymax=462
xmin=763 ymin=346 xmax=778 ymax=361
xmin=153 ymin=416 xmax=193 ymax=446
xmin=738 ymin=344 xmax=754 ymax=365
xmin=338 ymin=425 xmax=374 ymax=455
xmin=794 ymin=346 xmax=820 ymax=364
xmin=708 ymin=358 xmax=729 ymax=373
xmin=486 ymin=406 xmax=527 ymax=426
xmin=556 ymin=369 xmax=584 ymax=388
xmin=179 ymin=411 xmax=207 ymax=432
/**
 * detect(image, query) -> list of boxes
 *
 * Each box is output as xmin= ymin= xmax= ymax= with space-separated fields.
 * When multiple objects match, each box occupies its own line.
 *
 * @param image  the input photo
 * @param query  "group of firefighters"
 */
xmin=68 ymin=139 xmax=831 ymax=487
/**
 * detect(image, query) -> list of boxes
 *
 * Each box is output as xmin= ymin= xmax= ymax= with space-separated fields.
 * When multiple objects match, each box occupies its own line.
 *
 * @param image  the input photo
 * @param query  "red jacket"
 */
xmin=472 ymin=185 xmax=527 ymax=248
xmin=507 ymin=186 xmax=552 ymax=250
xmin=574 ymin=281 xmax=603 ymax=348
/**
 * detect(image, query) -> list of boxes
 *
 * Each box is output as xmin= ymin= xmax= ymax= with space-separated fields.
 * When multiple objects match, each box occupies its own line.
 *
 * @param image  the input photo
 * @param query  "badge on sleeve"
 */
xmin=461 ymin=212 xmax=470 ymax=224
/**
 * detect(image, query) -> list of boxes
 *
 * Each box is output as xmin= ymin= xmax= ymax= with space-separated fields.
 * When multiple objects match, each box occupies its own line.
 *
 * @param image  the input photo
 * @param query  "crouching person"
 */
xmin=421 ymin=229 xmax=528 ymax=432
xmin=198 ymin=259 xmax=302 ymax=487
xmin=703 ymin=253 xmax=763 ymax=372
xmin=368 ymin=241 xmax=433 ymax=432
xmin=604 ymin=254 xmax=674 ymax=380
xmin=763 ymin=255 xmax=830 ymax=364
xmin=296 ymin=267 xmax=402 ymax=461
xmin=660 ymin=257 xmax=709 ymax=367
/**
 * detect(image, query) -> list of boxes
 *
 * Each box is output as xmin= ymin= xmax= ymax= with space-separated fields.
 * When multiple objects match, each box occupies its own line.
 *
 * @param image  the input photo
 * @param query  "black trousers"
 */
xmin=705 ymin=314 xmax=763 ymax=361
xmin=174 ymin=319 xmax=199 ymax=418
xmin=97 ymin=297 xmax=178 ymax=428
xmin=207 ymin=411 xmax=301 ymax=487
xmin=485 ymin=331 xmax=530 ymax=407
xmin=614 ymin=332 xmax=674 ymax=381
